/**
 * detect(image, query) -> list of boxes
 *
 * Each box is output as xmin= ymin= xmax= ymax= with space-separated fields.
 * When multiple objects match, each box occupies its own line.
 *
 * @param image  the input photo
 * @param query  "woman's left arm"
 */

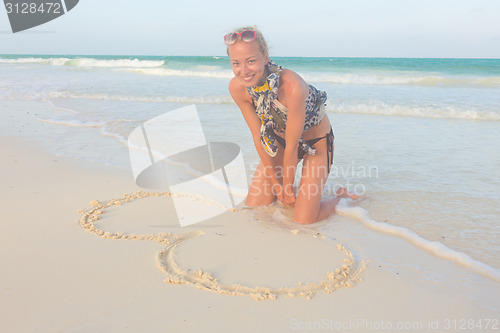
xmin=280 ymin=70 xmax=309 ymax=206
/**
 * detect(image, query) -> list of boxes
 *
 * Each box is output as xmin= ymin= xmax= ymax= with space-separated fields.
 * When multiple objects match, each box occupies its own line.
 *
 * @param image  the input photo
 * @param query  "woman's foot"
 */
xmin=336 ymin=187 xmax=361 ymax=200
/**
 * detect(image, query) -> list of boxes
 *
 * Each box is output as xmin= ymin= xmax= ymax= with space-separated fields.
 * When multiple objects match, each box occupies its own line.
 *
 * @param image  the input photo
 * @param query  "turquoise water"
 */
xmin=4 ymin=54 xmax=499 ymax=75
xmin=1 ymin=54 xmax=499 ymax=274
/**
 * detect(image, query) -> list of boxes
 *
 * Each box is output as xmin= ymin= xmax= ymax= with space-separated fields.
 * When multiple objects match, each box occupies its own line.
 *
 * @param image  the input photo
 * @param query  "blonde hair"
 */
xmin=225 ymin=25 xmax=269 ymax=58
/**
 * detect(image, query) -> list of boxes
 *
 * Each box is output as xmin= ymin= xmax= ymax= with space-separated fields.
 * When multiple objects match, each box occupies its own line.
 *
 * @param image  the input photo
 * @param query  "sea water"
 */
xmin=1 ymin=55 xmax=499 ymax=273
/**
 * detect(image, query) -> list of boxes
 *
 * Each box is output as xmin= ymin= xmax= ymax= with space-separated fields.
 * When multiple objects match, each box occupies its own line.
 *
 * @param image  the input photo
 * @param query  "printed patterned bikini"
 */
xmin=246 ymin=60 xmax=334 ymax=171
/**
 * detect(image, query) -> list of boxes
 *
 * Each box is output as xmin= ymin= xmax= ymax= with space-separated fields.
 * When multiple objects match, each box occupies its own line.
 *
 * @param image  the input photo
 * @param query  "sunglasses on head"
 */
xmin=224 ymin=30 xmax=256 ymax=46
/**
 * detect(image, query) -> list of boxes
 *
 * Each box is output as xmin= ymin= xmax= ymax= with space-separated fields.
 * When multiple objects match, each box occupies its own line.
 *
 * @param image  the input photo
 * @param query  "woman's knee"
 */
xmin=293 ymin=198 xmax=321 ymax=224
xmin=246 ymin=166 xmax=276 ymax=206
xmin=293 ymin=210 xmax=317 ymax=224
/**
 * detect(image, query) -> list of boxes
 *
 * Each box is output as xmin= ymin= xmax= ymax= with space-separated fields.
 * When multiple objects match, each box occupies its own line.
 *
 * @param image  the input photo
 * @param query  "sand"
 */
xmin=1 ymin=135 xmax=499 ymax=333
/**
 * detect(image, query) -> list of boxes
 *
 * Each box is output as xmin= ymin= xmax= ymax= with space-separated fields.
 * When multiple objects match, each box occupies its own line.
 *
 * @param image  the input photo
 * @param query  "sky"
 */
xmin=1 ymin=0 xmax=499 ymax=58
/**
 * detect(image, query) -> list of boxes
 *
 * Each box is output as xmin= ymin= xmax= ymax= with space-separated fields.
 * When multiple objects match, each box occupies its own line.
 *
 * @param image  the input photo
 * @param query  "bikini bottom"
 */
xmin=271 ymin=127 xmax=334 ymax=173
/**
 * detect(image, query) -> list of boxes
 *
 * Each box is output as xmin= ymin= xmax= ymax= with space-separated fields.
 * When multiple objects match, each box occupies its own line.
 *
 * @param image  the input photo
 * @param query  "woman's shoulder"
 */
xmin=279 ymin=68 xmax=308 ymax=94
xmin=229 ymin=77 xmax=244 ymax=95
xmin=228 ymin=77 xmax=251 ymax=103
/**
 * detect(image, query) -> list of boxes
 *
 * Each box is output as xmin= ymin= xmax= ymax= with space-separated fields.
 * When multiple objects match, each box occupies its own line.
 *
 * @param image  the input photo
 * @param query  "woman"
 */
xmin=226 ymin=27 xmax=358 ymax=224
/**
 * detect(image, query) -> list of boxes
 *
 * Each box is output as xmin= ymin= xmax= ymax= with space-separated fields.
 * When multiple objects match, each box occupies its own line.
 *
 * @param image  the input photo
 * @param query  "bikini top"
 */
xmin=246 ymin=60 xmax=327 ymax=157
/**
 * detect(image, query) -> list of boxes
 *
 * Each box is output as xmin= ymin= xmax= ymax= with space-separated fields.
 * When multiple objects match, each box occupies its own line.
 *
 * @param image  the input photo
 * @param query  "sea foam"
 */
xmin=335 ymin=199 xmax=500 ymax=283
xmin=41 ymin=91 xmax=500 ymax=121
xmin=2 ymin=56 xmax=498 ymax=88
xmin=46 ymin=91 xmax=234 ymax=105
xmin=328 ymin=102 xmax=500 ymax=121
xmin=117 ymin=67 xmax=233 ymax=79
xmin=0 ymin=57 xmax=164 ymax=68
xmin=301 ymin=73 xmax=500 ymax=88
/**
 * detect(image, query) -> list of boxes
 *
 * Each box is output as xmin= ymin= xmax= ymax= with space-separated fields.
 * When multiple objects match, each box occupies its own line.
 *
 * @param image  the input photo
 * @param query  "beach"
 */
xmin=1 ymin=55 xmax=499 ymax=332
xmin=1 ymin=135 xmax=499 ymax=332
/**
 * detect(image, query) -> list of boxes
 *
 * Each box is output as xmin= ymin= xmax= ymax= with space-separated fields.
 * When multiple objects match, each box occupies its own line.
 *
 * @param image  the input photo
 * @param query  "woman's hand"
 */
xmin=279 ymin=184 xmax=296 ymax=207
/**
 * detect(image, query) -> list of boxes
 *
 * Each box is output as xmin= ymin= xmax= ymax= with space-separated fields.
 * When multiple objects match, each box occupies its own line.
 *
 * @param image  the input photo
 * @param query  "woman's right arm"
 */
xmin=228 ymin=78 xmax=283 ymax=195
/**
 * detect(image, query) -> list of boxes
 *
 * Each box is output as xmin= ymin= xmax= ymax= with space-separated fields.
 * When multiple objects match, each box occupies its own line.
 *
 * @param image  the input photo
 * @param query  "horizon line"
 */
xmin=1 ymin=53 xmax=499 ymax=60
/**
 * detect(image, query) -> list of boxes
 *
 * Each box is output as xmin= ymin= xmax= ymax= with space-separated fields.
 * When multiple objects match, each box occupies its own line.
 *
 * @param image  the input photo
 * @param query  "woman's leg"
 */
xmin=245 ymin=160 xmax=277 ymax=206
xmin=293 ymin=137 xmax=333 ymax=223
xmin=294 ymin=137 xmax=359 ymax=223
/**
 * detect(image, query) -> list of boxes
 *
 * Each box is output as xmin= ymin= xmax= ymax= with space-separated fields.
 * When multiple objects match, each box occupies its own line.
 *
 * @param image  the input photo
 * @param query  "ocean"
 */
xmin=1 ymin=55 xmax=499 ymax=277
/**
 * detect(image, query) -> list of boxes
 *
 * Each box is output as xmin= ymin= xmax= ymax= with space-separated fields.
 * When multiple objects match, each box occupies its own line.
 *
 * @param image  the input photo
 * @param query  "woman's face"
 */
xmin=228 ymin=40 xmax=268 ymax=87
